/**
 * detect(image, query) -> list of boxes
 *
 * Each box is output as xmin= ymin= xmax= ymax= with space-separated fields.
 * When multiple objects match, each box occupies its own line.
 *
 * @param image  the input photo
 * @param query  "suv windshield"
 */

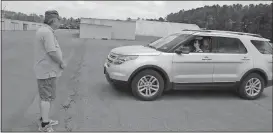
xmin=251 ymin=40 xmax=272 ymax=54
xmin=147 ymin=33 xmax=190 ymax=52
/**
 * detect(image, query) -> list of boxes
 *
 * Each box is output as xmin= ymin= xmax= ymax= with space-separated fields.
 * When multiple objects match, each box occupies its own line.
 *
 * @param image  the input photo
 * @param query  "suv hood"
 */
xmin=111 ymin=45 xmax=161 ymax=56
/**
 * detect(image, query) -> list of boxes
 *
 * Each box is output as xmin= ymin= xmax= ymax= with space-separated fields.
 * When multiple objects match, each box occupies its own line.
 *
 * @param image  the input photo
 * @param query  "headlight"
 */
xmin=113 ymin=55 xmax=138 ymax=65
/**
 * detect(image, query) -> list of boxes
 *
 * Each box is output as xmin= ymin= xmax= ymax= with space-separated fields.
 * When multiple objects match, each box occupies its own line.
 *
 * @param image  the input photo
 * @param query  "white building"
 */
xmin=80 ymin=18 xmax=200 ymax=40
xmin=1 ymin=18 xmax=44 ymax=31
xmin=136 ymin=20 xmax=200 ymax=37
xmin=80 ymin=18 xmax=136 ymax=40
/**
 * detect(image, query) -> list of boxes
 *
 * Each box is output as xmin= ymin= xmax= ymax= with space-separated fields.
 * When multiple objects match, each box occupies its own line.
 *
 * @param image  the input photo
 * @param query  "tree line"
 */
xmin=131 ymin=3 xmax=272 ymax=41
xmin=164 ymin=3 xmax=272 ymax=41
xmin=1 ymin=10 xmax=80 ymax=29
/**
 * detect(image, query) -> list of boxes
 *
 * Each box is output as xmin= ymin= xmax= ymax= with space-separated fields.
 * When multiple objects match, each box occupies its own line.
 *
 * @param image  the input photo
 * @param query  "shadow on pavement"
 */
xmin=98 ymin=81 xmax=270 ymax=101
xmin=161 ymin=89 xmax=269 ymax=101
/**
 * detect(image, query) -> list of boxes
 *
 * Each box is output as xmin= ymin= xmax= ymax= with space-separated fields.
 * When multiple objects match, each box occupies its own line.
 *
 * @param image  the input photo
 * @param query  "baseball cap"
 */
xmin=44 ymin=10 xmax=61 ymax=24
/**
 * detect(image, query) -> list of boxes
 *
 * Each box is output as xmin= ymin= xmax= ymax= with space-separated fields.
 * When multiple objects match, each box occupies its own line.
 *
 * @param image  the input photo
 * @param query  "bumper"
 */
xmin=103 ymin=61 xmax=136 ymax=81
xmin=266 ymin=80 xmax=272 ymax=87
xmin=104 ymin=65 xmax=129 ymax=87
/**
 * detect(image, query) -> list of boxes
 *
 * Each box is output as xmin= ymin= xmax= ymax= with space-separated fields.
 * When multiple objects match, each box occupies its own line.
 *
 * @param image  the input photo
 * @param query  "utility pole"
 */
xmin=2 ymin=5 xmax=7 ymax=18
xmin=2 ymin=5 xmax=7 ymax=31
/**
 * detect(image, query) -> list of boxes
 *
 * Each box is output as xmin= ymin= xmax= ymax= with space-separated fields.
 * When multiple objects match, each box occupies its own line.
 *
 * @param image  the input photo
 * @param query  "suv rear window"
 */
xmin=251 ymin=40 xmax=272 ymax=54
xmin=213 ymin=37 xmax=247 ymax=54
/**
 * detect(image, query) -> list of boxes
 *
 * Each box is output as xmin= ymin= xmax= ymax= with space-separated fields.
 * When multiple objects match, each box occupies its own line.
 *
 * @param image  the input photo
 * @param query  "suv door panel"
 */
xmin=172 ymin=53 xmax=213 ymax=83
xmin=210 ymin=37 xmax=253 ymax=83
xmin=210 ymin=54 xmax=253 ymax=82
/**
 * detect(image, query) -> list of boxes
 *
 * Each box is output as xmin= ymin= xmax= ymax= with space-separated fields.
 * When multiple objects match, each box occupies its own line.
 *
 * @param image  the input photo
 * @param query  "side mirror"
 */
xmin=175 ymin=47 xmax=190 ymax=54
xmin=174 ymin=49 xmax=183 ymax=54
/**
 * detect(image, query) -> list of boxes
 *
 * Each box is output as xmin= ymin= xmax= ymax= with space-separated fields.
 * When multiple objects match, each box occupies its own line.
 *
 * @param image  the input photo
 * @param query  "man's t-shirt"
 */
xmin=34 ymin=25 xmax=63 ymax=79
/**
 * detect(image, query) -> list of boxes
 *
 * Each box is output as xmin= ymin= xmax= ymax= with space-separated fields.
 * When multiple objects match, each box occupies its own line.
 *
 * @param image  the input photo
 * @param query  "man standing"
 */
xmin=34 ymin=10 xmax=66 ymax=132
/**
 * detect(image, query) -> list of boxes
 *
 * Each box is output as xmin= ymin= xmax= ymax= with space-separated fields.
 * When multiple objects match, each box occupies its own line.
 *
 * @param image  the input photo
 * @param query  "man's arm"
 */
xmin=193 ymin=41 xmax=203 ymax=52
xmin=42 ymin=31 xmax=65 ymax=68
xmin=196 ymin=49 xmax=203 ymax=52
xmin=48 ymin=51 xmax=64 ymax=65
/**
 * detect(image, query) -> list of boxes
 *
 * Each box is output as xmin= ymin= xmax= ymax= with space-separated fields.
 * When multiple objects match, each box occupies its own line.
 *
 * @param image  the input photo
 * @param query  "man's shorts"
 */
xmin=37 ymin=77 xmax=57 ymax=101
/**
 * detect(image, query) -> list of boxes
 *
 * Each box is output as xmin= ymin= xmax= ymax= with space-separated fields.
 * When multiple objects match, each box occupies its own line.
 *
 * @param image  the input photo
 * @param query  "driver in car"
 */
xmin=194 ymin=37 xmax=211 ymax=52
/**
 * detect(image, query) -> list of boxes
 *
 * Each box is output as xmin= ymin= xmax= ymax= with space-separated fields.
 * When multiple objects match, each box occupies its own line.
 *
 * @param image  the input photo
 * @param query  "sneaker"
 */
xmin=38 ymin=124 xmax=54 ymax=132
xmin=39 ymin=118 xmax=59 ymax=126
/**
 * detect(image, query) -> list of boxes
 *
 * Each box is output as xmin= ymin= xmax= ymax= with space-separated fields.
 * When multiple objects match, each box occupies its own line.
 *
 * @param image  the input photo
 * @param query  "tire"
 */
xmin=238 ymin=73 xmax=265 ymax=100
xmin=131 ymin=69 xmax=165 ymax=101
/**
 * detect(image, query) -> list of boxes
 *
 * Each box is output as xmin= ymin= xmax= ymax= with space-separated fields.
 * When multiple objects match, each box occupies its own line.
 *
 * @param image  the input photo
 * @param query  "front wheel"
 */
xmin=131 ymin=69 xmax=164 ymax=101
xmin=238 ymin=73 xmax=265 ymax=100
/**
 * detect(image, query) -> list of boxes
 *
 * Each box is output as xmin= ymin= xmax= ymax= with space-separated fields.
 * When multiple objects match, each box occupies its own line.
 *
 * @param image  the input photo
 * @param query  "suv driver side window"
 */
xmin=178 ymin=36 xmax=213 ymax=53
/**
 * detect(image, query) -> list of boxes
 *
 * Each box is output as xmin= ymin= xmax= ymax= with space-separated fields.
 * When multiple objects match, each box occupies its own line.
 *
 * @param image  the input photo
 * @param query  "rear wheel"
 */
xmin=131 ymin=69 xmax=164 ymax=101
xmin=238 ymin=73 xmax=265 ymax=100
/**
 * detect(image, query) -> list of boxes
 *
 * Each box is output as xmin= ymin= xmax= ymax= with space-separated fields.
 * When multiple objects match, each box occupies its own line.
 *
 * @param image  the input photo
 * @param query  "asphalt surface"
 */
xmin=1 ymin=30 xmax=272 ymax=132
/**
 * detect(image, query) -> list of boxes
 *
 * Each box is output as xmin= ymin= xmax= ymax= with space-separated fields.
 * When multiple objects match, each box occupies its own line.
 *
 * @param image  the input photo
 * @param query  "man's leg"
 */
xmin=49 ymin=78 xmax=56 ymax=118
xmin=38 ymin=95 xmax=42 ymax=121
xmin=41 ymin=100 xmax=50 ymax=123
xmin=37 ymin=77 xmax=57 ymax=132
xmin=38 ymin=97 xmax=58 ymax=125
xmin=48 ymin=78 xmax=58 ymax=125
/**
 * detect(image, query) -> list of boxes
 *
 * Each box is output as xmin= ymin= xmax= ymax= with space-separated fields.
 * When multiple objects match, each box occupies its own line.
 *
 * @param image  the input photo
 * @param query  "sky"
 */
xmin=1 ymin=1 xmax=272 ymax=20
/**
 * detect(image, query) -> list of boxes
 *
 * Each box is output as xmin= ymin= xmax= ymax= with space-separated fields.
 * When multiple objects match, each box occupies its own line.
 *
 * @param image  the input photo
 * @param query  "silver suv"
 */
xmin=104 ymin=30 xmax=272 ymax=101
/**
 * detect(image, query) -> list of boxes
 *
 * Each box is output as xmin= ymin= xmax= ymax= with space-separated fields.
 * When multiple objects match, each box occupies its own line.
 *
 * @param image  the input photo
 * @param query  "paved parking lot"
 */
xmin=2 ymin=30 xmax=272 ymax=132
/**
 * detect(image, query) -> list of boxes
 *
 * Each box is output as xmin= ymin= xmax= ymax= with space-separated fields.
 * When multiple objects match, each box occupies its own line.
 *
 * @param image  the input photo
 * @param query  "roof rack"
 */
xmin=205 ymin=30 xmax=262 ymax=38
xmin=182 ymin=29 xmax=211 ymax=32
xmin=182 ymin=29 xmax=263 ymax=38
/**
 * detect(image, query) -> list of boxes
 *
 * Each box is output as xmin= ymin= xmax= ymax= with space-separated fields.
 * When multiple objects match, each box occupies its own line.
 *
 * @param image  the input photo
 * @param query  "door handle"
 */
xmin=202 ymin=56 xmax=208 ymax=60
xmin=202 ymin=58 xmax=212 ymax=60
xmin=202 ymin=56 xmax=211 ymax=60
xmin=241 ymin=57 xmax=250 ymax=61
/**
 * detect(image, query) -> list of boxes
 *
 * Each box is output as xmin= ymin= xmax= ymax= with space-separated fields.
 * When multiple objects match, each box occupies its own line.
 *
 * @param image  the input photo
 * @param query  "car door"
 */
xmin=172 ymin=39 xmax=214 ymax=84
xmin=209 ymin=36 xmax=253 ymax=83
